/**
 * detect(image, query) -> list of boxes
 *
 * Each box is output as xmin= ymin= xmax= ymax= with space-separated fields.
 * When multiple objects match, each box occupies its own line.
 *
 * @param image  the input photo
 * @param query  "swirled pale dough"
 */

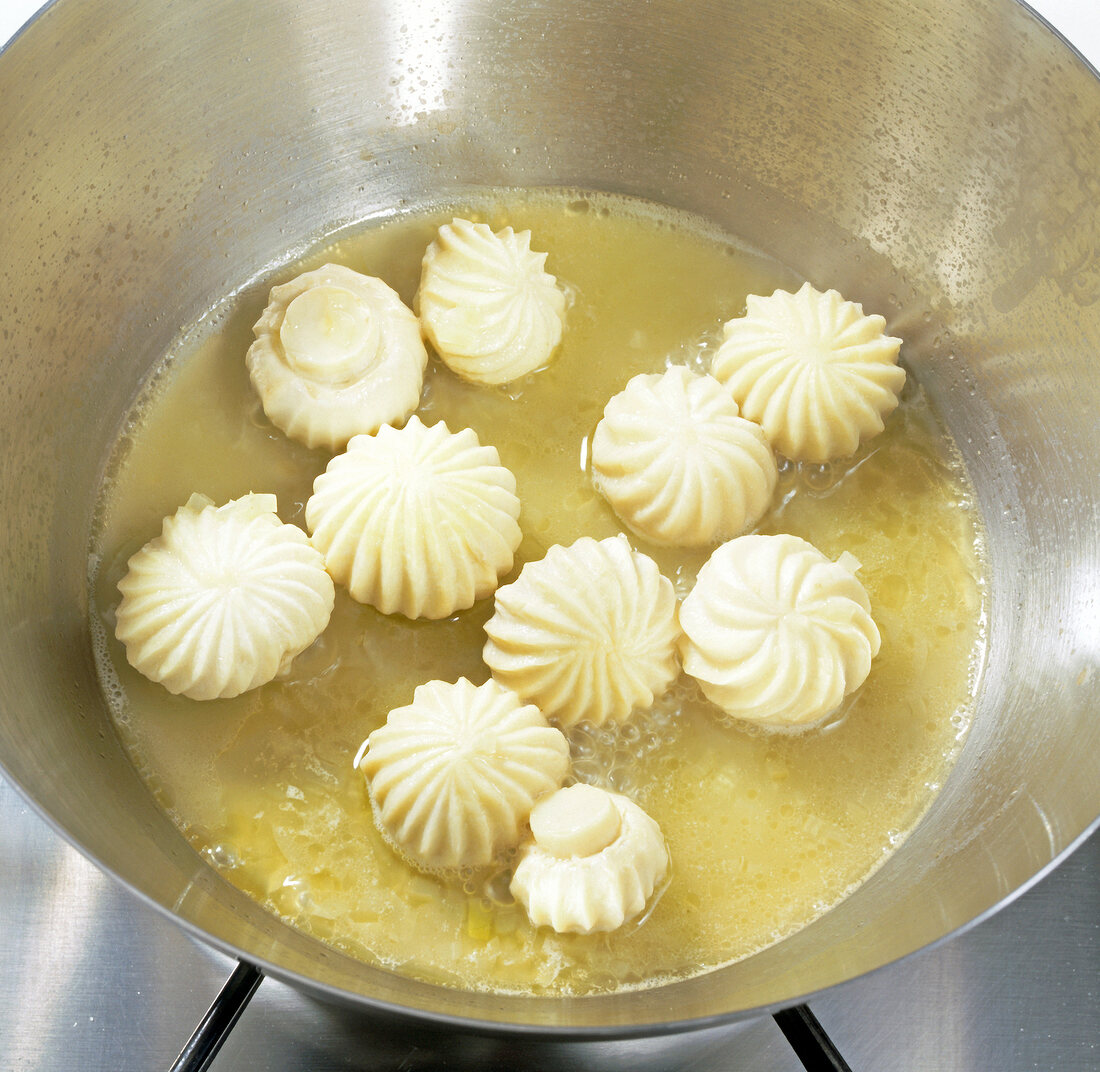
xmin=711 ymin=282 xmax=905 ymax=463
xmin=114 ymin=493 xmax=335 ymax=700
xmin=510 ymin=783 xmax=669 ymax=934
xmin=591 ymin=366 xmax=777 ymax=546
xmin=483 ymin=535 xmax=680 ymax=728
xmin=305 ymin=416 xmax=522 ymax=620
xmin=359 ymin=677 xmax=570 ymax=872
xmin=679 ymin=534 xmax=880 ymax=729
xmin=246 ymin=263 xmax=427 ymax=451
xmin=417 ymin=218 xmax=567 ymax=385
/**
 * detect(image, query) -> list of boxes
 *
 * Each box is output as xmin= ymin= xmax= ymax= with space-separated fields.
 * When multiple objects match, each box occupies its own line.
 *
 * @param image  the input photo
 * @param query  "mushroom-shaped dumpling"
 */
xmin=306 ymin=416 xmax=522 ymax=619
xmin=483 ymin=535 xmax=680 ymax=728
xmin=591 ymin=366 xmax=777 ymax=547
xmin=417 ymin=217 xmax=567 ymax=385
xmin=711 ymin=282 xmax=905 ymax=463
xmin=679 ymin=534 xmax=880 ymax=729
xmin=359 ymin=678 xmax=570 ymax=872
xmin=246 ymin=263 xmax=428 ymax=451
xmin=114 ymin=493 xmax=335 ymax=700
xmin=510 ymin=783 xmax=669 ymax=934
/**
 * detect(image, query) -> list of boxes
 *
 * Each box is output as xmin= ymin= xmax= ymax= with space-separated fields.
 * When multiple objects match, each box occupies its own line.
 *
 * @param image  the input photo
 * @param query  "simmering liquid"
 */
xmin=90 ymin=190 xmax=985 ymax=995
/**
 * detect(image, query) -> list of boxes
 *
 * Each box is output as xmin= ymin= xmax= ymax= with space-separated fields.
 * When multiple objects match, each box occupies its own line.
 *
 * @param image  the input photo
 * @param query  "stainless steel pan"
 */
xmin=0 ymin=0 xmax=1097 ymax=1040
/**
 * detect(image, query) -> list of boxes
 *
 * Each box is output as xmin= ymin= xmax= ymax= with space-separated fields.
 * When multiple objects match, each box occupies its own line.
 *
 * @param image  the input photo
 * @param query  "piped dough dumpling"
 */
xmin=678 ymin=533 xmax=880 ymax=730
xmin=591 ymin=366 xmax=777 ymax=546
xmin=417 ymin=217 xmax=567 ymax=385
xmin=359 ymin=677 xmax=570 ymax=872
xmin=114 ymin=493 xmax=335 ymax=700
xmin=510 ymin=783 xmax=669 ymax=935
xmin=246 ymin=263 xmax=428 ymax=451
xmin=306 ymin=416 xmax=522 ymax=620
xmin=711 ymin=282 xmax=905 ymax=463
xmin=483 ymin=535 xmax=680 ymax=728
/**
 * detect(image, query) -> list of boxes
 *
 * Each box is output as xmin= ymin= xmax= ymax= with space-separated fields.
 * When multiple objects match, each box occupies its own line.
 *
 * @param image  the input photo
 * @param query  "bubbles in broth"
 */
xmin=89 ymin=189 xmax=986 ymax=995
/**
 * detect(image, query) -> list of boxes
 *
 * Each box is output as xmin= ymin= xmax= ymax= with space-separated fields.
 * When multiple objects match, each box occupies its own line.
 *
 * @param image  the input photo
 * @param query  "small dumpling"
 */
xmin=246 ymin=263 xmax=428 ymax=451
xmin=510 ymin=783 xmax=669 ymax=934
xmin=678 ymin=533 xmax=880 ymax=729
xmin=305 ymin=416 xmax=522 ymax=620
xmin=483 ymin=535 xmax=680 ymax=728
xmin=358 ymin=677 xmax=570 ymax=872
xmin=417 ymin=217 xmax=567 ymax=385
xmin=711 ymin=282 xmax=905 ymax=463
xmin=114 ymin=493 xmax=335 ymax=700
xmin=591 ymin=366 xmax=777 ymax=546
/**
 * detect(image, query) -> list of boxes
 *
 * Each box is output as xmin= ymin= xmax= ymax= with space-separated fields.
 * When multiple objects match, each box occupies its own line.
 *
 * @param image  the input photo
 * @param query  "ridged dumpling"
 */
xmin=358 ymin=677 xmax=570 ymax=872
xmin=114 ymin=493 xmax=335 ymax=700
xmin=246 ymin=263 xmax=428 ymax=451
xmin=305 ymin=416 xmax=522 ymax=620
xmin=510 ymin=783 xmax=669 ymax=934
xmin=591 ymin=366 xmax=777 ymax=546
xmin=483 ymin=535 xmax=680 ymax=728
xmin=417 ymin=218 xmax=567 ymax=385
xmin=679 ymin=534 xmax=880 ymax=729
xmin=711 ymin=282 xmax=905 ymax=463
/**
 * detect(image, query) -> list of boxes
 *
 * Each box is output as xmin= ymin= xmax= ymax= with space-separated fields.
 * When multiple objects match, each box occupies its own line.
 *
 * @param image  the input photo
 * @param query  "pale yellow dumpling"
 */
xmin=712 ymin=282 xmax=905 ymax=463
xmin=591 ymin=366 xmax=777 ymax=546
xmin=305 ymin=417 xmax=522 ymax=620
xmin=114 ymin=494 xmax=335 ymax=700
xmin=510 ymin=783 xmax=669 ymax=934
xmin=417 ymin=218 xmax=567 ymax=385
xmin=246 ymin=263 xmax=427 ymax=451
xmin=483 ymin=535 xmax=680 ymax=728
xmin=359 ymin=677 xmax=570 ymax=872
xmin=678 ymin=534 xmax=880 ymax=729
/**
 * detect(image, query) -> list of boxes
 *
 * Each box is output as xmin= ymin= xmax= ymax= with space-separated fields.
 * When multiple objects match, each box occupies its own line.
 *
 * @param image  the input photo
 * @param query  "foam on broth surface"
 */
xmin=90 ymin=190 xmax=985 ymax=995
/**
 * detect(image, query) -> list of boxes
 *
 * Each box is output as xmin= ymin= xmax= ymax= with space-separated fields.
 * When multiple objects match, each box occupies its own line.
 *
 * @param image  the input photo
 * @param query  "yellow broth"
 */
xmin=89 ymin=190 xmax=985 ymax=995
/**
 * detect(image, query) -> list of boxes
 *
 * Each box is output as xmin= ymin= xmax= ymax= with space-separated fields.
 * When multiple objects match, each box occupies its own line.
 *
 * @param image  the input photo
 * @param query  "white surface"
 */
xmin=2 ymin=0 xmax=1100 ymax=63
xmin=2 ymin=0 xmax=40 ymax=44
xmin=1033 ymin=0 xmax=1100 ymax=62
